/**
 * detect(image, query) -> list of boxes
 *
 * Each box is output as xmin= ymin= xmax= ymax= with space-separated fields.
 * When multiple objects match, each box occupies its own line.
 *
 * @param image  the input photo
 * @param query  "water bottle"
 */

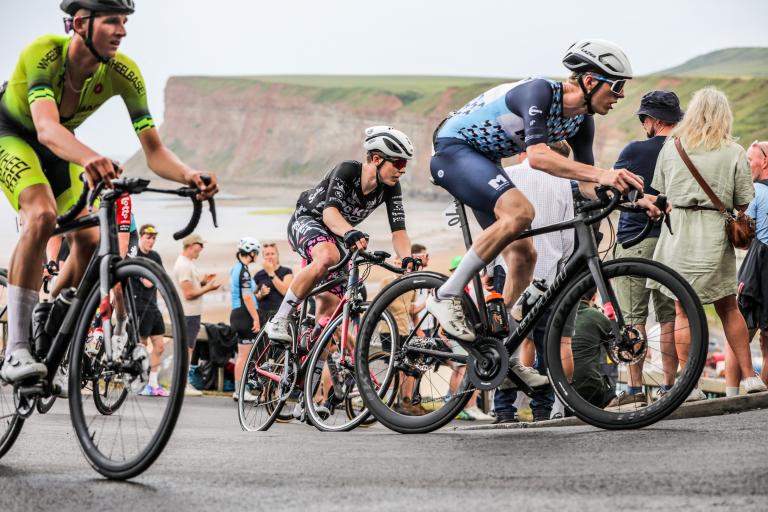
xmin=44 ymin=287 xmax=77 ymax=338
xmin=485 ymin=292 xmax=509 ymax=336
xmin=510 ymin=279 xmax=548 ymax=322
xmin=85 ymin=327 xmax=104 ymax=356
xmin=32 ymin=302 xmax=54 ymax=358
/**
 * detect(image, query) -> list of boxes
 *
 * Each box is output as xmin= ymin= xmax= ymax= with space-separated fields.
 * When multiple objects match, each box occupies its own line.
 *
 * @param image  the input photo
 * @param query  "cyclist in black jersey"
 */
xmin=266 ymin=126 xmax=416 ymax=343
xmin=0 ymin=0 xmax=218 ymax=383
xmin=425 ymin=39 xmax=665 ymax=342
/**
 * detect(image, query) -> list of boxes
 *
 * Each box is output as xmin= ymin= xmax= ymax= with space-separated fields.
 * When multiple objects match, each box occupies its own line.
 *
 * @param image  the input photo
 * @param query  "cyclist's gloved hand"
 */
xmin=400 ymin=256 xmax=422 ymax=272
xmin=343 ymin=229 xmax=369 ymax=250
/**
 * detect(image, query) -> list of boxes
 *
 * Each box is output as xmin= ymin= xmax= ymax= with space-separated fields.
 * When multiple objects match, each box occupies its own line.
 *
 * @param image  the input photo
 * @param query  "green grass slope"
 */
xmin=655 ymin=47 xmax=768 ymax=78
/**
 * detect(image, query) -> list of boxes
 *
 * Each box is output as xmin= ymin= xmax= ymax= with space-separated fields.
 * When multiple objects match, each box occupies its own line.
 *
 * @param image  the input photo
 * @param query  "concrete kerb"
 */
xmin=456 ymin=391 xmax=768 ymax=431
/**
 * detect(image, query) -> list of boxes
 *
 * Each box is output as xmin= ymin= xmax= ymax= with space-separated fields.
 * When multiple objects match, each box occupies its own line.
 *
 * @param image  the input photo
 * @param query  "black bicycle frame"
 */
xmin=43 ymin=192 xmax=122 ymax=380
xmin=452 ymin=198 xmax=626 ymax=357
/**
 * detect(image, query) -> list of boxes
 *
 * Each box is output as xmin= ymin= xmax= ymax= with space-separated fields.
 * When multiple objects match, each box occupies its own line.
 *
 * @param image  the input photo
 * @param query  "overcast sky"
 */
xmin=1 ymin=0 xmax=767 ymax=160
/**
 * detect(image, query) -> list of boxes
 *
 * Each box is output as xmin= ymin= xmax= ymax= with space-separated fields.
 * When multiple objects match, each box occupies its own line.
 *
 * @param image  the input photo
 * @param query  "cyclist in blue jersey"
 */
xmin=230 ymin=237 xmax=262 ymax=401
xmin=426 ymin=39 xmax=662 ymax=342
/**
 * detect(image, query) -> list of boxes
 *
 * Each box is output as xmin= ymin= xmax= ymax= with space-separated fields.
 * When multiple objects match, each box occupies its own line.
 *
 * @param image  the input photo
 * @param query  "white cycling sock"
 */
xmin=436 ymin=248 xmax=487 ymax=299
xmin=148 ymin=371 xmax=159 ymax=387
xmin=725 ymin=386 xmax=740 ymax=397
xmin=6 ymin=285 xmax=39 ymax=357
xmin=274 ymin=289 xmax=300 ymax=320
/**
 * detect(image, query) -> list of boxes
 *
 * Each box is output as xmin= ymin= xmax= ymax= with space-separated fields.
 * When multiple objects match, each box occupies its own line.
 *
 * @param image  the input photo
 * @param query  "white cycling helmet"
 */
xmin=363 ymin=126 xmax=414 ymax=160
xmin=562 ymin=38 xmax=633 ymax=79
xmin=238 ymin=237 xmax=261 ymax=255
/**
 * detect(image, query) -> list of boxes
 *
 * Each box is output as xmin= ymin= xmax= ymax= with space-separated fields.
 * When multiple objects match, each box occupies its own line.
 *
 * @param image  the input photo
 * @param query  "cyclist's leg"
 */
xmin=0 ymin=134 xmax=54 ymax=379
xmin=271 ymin=216 xmax=340 ymax=323
xmin=51 ymin=161 xmax=97 ymax=297
xmin=428 ymin=139 xmax=534 ymax=339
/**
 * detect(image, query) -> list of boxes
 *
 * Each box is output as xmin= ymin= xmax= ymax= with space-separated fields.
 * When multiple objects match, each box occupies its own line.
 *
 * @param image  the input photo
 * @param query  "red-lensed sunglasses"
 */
xmin=387 ymin=158 xmax=407 ymax=170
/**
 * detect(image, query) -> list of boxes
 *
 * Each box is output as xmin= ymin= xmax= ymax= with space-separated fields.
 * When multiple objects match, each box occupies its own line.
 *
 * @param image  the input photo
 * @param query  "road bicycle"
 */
xmin=237 ymin=249 xmax=403 ymax=432
xmin=0 ymin=174 xmax=217 ymax=479
xmin=355 ymin=186 xmax=708 ymax=432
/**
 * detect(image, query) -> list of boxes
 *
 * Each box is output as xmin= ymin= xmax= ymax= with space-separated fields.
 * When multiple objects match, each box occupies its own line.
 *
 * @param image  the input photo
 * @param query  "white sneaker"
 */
xmin=464 ymin=406 xmax=494 ymax=421
xmin=425 ymin=295 xmax=475 ymax=342
xmin=185 ymin=384 xmax=203 ymax=396
xmin=550 ymin=396 xmax=565 ymax=420
xmin=509 ymin=358 xmax=549 ymax=388
xmin=685 ymin=387 xmax=707 ymax=402
xmin=0 ymin=348 xmax=48 ymax=382
xmin=233 ymin=389 xmax=257 ymax=402
xmin=743 ymin=376 xmax=767 ymax=394
xmin=265 ymin=317 xmax=292 ymax=344
xmin=53 ymin=367 xmax=68 ymax=398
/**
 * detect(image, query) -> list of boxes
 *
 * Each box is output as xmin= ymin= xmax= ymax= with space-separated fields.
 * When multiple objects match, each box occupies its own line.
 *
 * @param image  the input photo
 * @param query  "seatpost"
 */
xmin=454 ymin=200 xmax=488 ymax=326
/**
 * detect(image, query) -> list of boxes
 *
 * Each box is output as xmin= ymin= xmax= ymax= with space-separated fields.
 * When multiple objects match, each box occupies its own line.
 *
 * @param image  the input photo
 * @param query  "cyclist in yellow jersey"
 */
xmin=0 ymin=0 xmax=219 ymax=383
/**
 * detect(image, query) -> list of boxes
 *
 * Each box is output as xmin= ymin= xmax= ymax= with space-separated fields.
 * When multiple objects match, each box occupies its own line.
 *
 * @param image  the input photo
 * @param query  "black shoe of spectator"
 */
xmin=492 ymin=414 xmax=518 ymax=424
xmin=532 ymin=409 xmax=553 ymax=422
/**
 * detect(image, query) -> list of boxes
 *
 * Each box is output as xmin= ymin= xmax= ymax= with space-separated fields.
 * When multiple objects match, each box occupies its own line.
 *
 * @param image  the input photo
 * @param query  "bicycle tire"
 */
xmin=355 ymin=272 xmax=477 ymax=434
xmin=545 ymin=258 xmax=708 ymax=430
xmin=237 ymin=331 xmax=295 ymax=432
xmin=69 ymin=258 xmax=187 ymax=479
xmin=348 ymin=350 xmax=399 ymax=427
xmin=0 ymin=270 xmax=25 ymax=459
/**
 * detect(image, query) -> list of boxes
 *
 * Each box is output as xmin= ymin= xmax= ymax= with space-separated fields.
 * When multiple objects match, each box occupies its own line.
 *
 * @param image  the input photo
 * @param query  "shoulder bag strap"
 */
xmin=674 ymin=138 xmax=727 ymax=214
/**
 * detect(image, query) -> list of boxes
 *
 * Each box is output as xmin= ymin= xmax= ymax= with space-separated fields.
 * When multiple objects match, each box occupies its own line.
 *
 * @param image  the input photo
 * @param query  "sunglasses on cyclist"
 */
xmin=386 ymin=158 xmax=407 ymax=171
xmin=752 ymin=140 xmax=767 ymax=159
xmin=591 ymin=75 xmax=626 ymax=95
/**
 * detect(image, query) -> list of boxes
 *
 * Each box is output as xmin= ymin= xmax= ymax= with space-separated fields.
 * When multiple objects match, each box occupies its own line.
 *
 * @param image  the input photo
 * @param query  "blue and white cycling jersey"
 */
xmin=230 ymin=261 xmax=257 ymax=311
xmin=437 ymin=78 xmax=594 ymax=164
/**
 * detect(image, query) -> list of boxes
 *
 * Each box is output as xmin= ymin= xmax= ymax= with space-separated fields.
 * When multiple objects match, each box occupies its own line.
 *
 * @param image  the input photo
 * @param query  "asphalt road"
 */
xmin=1 ymin=396 xmax=766 ymax=512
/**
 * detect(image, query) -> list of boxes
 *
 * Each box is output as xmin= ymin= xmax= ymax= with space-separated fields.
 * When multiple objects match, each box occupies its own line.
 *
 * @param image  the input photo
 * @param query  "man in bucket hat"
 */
xmin=608 ymin=90 xmax=684 ymax=407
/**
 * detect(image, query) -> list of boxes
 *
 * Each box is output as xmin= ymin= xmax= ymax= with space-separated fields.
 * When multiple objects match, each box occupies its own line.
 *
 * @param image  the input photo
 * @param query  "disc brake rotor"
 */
xmin=466 ymin=336 xmax=509 ymax=390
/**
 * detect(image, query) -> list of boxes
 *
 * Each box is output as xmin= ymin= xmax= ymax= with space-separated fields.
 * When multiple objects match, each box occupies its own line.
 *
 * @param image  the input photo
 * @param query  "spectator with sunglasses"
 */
xmin=266 ymin=126 xmax=417 ymax=343
xmin=426 ymin=39 xmax=657 ymax=344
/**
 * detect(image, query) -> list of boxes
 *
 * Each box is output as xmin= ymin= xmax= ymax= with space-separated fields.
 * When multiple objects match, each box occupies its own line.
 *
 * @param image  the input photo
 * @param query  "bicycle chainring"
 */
xmin=466 ymin=336 xmax=509 ymax=390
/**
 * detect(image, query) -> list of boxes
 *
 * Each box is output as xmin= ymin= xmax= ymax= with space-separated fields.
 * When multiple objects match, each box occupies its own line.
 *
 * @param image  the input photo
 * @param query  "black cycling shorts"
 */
xmin=230 ymin=307 xmax=257 ymax=344
xmin=137 ymin=305 xmax=165 ymax=338
xmin=286 ymin=213 xmax=346 ymax=298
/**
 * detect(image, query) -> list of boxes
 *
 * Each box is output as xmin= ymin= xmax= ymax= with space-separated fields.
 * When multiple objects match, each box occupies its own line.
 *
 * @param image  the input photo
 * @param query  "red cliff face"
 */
xmin=128 ymin=77 xmax=462 ymax=197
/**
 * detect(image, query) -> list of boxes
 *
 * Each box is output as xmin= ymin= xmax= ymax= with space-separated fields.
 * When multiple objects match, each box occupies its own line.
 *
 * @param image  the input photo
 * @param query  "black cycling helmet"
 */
xmin=60 ymin=0 xmax=135 ymax=16
xmin=61 ymin=0 xmax=134 ymax=64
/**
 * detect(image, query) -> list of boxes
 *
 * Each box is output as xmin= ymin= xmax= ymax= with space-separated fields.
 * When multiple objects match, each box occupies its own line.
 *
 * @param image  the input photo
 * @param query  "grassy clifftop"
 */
xmin=655 ymin=47 xmax=768 ymax=78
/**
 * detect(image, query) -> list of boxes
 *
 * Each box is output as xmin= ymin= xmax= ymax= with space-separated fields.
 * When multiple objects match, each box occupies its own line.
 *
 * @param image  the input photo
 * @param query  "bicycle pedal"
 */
xmin=16 ymin=382 xmax=45 ymax=397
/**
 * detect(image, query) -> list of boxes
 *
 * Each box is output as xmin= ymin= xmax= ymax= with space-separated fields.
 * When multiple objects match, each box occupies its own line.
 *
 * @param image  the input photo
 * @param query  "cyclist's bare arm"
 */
xmin=31 ymin=100 xmax=119 ymax=188
xmin=391 ymin=229 xmax=412 ymax=260
xmin=138 ymin=128 xmax=218 ymax=200
xmin=526 ymin=143 xmax=644 ymax=196
xmin=322 ymin=207 xmax=368 ymax=251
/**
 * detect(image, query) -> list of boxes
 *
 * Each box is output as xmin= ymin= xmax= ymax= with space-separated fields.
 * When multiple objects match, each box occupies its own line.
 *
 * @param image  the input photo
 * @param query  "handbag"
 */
xmin=674 ymin=138 xmax=756 ymax=249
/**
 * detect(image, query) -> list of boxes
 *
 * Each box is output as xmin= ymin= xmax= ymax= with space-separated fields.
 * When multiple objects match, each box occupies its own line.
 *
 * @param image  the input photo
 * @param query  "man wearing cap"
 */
xmin=609 ymin=90 xmax=684 ymax=406
xmin=130 ymin=224 xmax=170 ymax=396
xmin=172 ymin=233 xmax=220 ymax=391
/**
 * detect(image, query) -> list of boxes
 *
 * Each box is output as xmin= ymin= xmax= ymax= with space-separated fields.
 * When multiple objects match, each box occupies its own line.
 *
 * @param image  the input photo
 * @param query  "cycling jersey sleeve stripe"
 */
xmin=132 ymin=114 xmax=156 ymax=134
xmin=27 ymin=86 xmax=55 ymax=104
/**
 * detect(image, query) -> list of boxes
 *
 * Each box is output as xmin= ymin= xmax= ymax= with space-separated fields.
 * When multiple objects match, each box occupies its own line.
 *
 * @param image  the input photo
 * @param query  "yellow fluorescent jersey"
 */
xmin=0 ymin=34 xmax=155 ymax=136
